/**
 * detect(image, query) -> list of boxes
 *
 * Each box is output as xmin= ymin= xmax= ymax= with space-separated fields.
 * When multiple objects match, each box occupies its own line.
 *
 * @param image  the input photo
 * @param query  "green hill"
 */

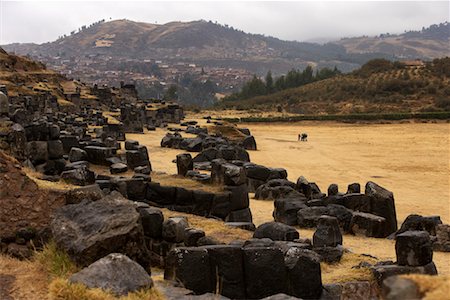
xmin=220 ymin=58 xmax=450 ymax=115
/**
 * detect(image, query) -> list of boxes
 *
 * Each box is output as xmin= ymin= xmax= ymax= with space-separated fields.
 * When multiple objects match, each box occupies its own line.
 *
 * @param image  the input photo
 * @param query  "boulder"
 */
xmin=371 ymin=262 xmax=438 ymax=285
xmin=136 ymin=206 xmax=164 ymax=238
xmin=205 ymin=245 xmax=246 ymax=299
xmin=65 ymin=184 xmax=104 ymax=204
xmin=110 ymin=162 xmax=128 ymax=174
xmin=164 ymin=247 xmax=214 ymax=294
xmin=69 ymin=147 xmax=87 ymax=162
xmin=313 ymin=216 xmax=342 ymax=248
xmin=327 ymin=184 xmax=339 ymax=196
xmin=244 ymin=163 xmax=271 ymax=181
xmin=297 ymin=207 xmax=329 ymax=228
xmin=224 ymin=184 xmax=249 ymax=211
xmin=395 ymin=231 xmax=433 ymax=266
xmin=61 ymin=166 xmax=95 ymax=186
xmin=226 ymin=208 xmax=253 ymax=223
xmin=184 ymin=228 xmax=206 ymax=247
xmin=47 ymin=140 xmax=64 ymax=159
xmin=176 ymin=153 xmax=193 ymax=176
xmin=382 ymin=276 xmax=421 ymax=300
xmin=51 ymin=195 xmax=150 ymax=267
xmin=285 ymin=248 xmax=322 ymax=299
xmin=254 ymin=222 xmax=299 ymax=241
xmin=397 ymin=214 xmax=442 ymax=236
xmin=162 ymin=217 xmax=189 ymax=243
xmin=273 ymin=197 xmax=307 ymax=226
xmin=84 ymin=146 xmax=114 ymax=165
xmin=350 ymin=211 xmax=388 ymax=238
xmin=434 ymin=224 xmax=450 ymax=252
xmin=365 ymin=181 xmax=398 ymax=236
xmin=347 ymin=183 xmax=361 ymax=194
xmin=26 ymin=141 xmax=48 ymax=164
xmin=243 ymin=247 xmax=287 ymax=299
xmin=242 ymin=135 xmax=257 ymax=150
xmin=69 ymin=253 xmax=152 ymax=296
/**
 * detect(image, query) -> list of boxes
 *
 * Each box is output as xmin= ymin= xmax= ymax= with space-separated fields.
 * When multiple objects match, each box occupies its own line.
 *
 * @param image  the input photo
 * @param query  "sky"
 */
xmin=0 ymin=0 xmax=448 ymax=45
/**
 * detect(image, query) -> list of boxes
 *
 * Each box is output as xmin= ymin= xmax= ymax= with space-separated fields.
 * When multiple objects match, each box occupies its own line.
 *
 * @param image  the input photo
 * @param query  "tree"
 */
xmin=163 ymin=85 xmax=178 ymax=101
xmin=265 ymin=71 xmax=274 ymax=94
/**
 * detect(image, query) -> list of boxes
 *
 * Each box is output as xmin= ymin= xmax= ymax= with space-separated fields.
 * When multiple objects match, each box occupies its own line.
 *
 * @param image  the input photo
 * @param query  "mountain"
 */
xmin=336 ymin=22 xmax=450 ymax=59
xmin=219 ymin=58 xmax=450 ymax=114
xmin=3 ymin=19 xmax=390 ymax=74
xmin=3 ymin=20 xmax=449 ymax=107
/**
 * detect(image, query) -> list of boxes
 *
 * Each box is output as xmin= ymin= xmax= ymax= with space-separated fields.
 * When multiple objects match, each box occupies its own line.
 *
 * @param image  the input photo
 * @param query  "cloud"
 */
xmin=1 ymin=1 xmax=448 ymax=44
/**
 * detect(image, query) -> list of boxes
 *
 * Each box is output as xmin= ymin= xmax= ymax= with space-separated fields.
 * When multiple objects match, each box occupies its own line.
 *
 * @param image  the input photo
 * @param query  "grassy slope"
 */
xmin=220 ymin=64 xmax=450 ymax=115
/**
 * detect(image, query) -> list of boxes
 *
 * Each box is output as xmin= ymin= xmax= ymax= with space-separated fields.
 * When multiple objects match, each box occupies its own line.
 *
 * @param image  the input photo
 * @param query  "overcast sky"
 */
xmin=0 ymin=1 xmax=448 ymax=45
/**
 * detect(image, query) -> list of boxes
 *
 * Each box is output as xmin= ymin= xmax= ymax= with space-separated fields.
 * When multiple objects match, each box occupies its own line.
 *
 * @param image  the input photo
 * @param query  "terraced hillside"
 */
xmin=220 ymin=58 xmax=450 ymax=114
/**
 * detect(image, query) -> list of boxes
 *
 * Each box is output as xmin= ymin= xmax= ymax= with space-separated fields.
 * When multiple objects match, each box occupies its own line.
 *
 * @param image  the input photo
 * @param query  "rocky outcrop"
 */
xmin=51 ymin=193 xmax=150 ymax=267
xmin=69 ymin=253 xmax=153 ymax=296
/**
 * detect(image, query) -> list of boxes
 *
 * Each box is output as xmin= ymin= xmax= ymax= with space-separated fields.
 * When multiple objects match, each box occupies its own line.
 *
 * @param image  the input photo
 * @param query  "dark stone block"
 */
xmin=243 ymin=247 xmax=287 ymax=299
xmin=254 ymin=222 xmax=299 ymax=241
xmin=164 ymin=247 xmax=214 ymax=294
xmin=396 ymin=231 xmax=433 ymax=266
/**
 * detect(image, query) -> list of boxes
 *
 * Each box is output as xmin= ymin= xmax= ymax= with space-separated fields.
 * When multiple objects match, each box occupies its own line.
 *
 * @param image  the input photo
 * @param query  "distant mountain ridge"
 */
xmin=336 ymin=22 xmax=450 ymax=59
xmin=3 ymin=19 xmax=404 ymax=74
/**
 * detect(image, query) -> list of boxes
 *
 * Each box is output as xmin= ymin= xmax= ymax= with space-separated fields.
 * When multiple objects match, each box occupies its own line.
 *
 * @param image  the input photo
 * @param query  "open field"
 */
xmin=130 ymin=119 xmax=450 ymax=275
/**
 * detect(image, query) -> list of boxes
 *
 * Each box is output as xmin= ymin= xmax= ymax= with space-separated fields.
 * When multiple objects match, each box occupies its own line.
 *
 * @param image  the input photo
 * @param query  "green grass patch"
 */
xmin=34 ymin=241 xmax=78 ymax=279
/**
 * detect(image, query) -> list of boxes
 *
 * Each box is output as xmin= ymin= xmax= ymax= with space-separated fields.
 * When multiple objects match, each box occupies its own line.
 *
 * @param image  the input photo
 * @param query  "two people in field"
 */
xmin=298 ymin=133 xmax=308 ymax=141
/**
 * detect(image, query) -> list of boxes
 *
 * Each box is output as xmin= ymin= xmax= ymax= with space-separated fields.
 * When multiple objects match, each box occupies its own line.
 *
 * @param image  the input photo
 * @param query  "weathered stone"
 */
xmin=136 ymin=206 xmax=164 ymax=238
xmin=69 ymin=253 xmax=153 ymax=296
xmin=313 ymin=216 xmax=342 ymax=248
xmin=365 ymin=181 xmax=398 ymax=236
xmin=350 ymin=211 xmax=387 ymax=238
xmin=397 ymin=214 xmax=442 ymax=236
xmin=176 ymin=153 xmax=193 ymax=176
xmin=162 ymin=217 xmax=189 ymax=243
xmin=60 ymin=166 xmax=95 ymax=186
xmin=285 ymin=248 xmax=322 ymax=299
xmin=371 ymin=262 xmax=438 ymax=285
xmin=396 ymin=231 xmax=433 ymax=266
xmin=69 ymin=147 xmax=87 ymax=162
xmin=274 ymin=197 xmax=307 ymax=226
xmin=164 ymin=247 xmax=214 ymax=294
xmin=110 ymin=162 xmax=128 ymax=174
xmin=254 ymin=222 xmax=299 ymax=241
xmin=434 ymin=224 xmax=450 ymax=252
xmin=226 ymin=208 xmax=253 ymax=223
xmin=184 ymin=228 xmax=206 ymax=247
xmin=328 ymin=184 xmax=339 ymax=196
xmin=382 ymin=276 xmax=420 ymax=300
xmin=205 ymin=245 xmax=246 ymax=299
xmin=347 ymin=183 xmax=361 ymax=194
xmin=243 ymin=247 xmax=287 ymax=299
xmin=26 ymin=141 xmax=48 ymax=164
xmin=51 ymin=195 xmax=150 ymax=267
xmin=65 ymin=184 xmax=104 ymax=204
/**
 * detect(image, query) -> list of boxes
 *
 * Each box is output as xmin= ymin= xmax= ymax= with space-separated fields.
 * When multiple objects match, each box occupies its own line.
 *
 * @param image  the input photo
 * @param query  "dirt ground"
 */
xmin=129 ymin=120 xmax=450 ymax=275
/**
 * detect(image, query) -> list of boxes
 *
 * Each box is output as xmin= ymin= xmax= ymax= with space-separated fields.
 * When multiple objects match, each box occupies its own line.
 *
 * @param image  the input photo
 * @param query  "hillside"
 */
xmin=0 ymin=46 xmax=84 ymax=106
xmin=336 ymin=22 xmax=450 ymax=59
xmin=3 ymin=19 xmax=390 ymax=74
xmin=220 ymin=58 xmax=450 ymax=114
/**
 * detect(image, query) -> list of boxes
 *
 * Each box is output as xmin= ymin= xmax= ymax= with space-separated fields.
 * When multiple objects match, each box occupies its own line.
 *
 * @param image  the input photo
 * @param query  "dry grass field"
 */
xmin=130 ymin=119 xmax=450 ymax=276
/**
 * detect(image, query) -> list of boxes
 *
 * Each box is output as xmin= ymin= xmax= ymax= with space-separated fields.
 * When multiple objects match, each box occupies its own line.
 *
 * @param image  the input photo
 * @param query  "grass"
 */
xmin=321 ymin=252 xmax=377 ymax=284
xmin=29 ymin=241 xmax=165 ymax=299
xmin=23 ymin=167 xmax=78 ymax=191
xmin=403 ymin=274 xmax=450 ymax=300
xmin=34 ymin=241 xmax=79 ymax=279
xmin=161 ymin=208 xmax=253 ymax=243
xmin=49 ymin=279 xmax=164 ymax=300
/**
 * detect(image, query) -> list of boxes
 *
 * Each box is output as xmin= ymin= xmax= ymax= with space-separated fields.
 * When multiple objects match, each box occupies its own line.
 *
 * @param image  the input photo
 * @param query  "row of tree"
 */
xmin=224 ymin=66 xmax=341 ymax=102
